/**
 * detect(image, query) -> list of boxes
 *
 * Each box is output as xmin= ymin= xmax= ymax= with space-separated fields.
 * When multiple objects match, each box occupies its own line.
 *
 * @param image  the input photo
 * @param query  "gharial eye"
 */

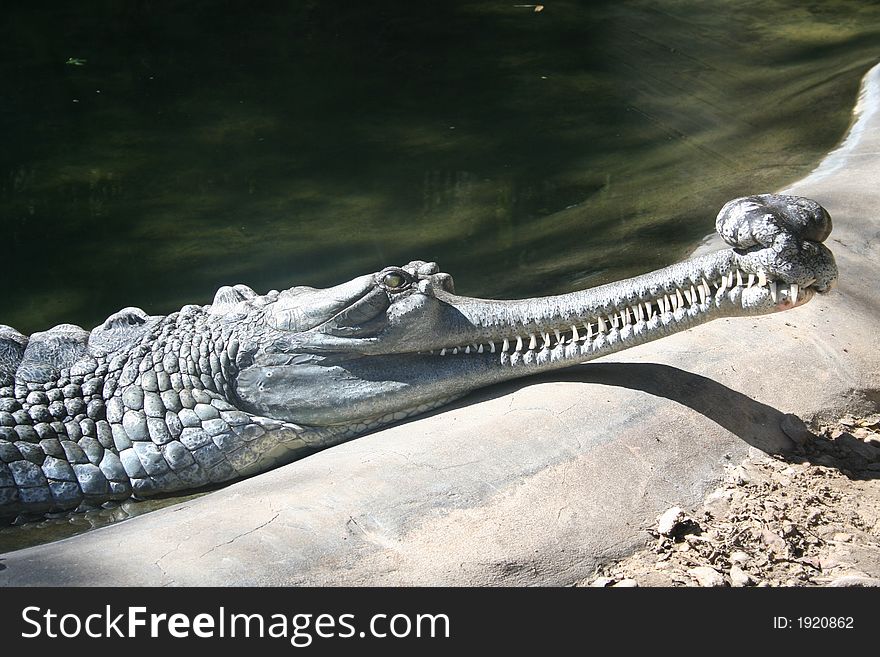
xmin=378 ymin=268 xmax=412 ymax=292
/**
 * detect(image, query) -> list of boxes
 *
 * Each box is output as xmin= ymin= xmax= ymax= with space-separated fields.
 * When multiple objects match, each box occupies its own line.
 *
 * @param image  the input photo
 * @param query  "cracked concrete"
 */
xmin=198 ymin=513 xmax=280 ymax=559
xmin=1 ymin=63 xmax=879 ymax=587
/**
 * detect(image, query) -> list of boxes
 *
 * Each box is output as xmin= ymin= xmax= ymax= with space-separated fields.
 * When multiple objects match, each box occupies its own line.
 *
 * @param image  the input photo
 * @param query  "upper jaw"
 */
xmin=286 ymin=243 xmax=828 ymax=362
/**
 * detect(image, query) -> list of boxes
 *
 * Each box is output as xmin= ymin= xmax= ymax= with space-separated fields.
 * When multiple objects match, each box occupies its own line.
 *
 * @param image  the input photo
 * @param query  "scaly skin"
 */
xmin=0 ymin=194 xmax=838 ymax=520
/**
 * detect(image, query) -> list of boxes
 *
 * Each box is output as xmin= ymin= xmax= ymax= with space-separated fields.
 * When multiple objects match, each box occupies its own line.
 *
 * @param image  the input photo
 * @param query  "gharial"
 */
xmin=0 ymin=194 xmax=838 ymax=521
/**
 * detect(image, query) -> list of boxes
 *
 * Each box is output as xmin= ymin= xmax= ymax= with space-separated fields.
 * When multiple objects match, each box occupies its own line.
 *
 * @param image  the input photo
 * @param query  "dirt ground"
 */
xmin=578 ymin=411 xmax=880 ymax=587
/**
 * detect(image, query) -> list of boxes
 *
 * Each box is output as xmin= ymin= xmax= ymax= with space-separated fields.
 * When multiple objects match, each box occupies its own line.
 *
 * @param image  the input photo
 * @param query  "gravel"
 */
xmin=580 ymin=411 xmax=880 ymax=587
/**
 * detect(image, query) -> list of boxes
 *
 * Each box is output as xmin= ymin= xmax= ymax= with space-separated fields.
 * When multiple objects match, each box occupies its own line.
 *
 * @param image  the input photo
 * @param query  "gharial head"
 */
xmin=220 ymin=194 xmax=837 ymax=431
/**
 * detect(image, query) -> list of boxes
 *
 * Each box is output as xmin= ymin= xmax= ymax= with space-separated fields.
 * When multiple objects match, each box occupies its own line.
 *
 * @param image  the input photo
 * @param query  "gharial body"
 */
xmin=0 ymin=194 xmax=838 ymax=521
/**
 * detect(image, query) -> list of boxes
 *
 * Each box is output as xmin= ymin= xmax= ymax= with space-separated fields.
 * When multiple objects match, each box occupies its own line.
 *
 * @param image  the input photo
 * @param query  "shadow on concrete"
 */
xmin=432 ymin=361 xmax=794 ymax=454
xmin=554 ymin=362 xmax=793 ymax=454
xmin=442 ymin=361 xmax=879 ymax=480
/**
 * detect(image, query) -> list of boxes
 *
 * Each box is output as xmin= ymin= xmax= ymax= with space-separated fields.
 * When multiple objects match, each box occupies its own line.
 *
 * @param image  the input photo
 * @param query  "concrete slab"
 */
xmin=2 ymin=64 xmax=879 ymax=587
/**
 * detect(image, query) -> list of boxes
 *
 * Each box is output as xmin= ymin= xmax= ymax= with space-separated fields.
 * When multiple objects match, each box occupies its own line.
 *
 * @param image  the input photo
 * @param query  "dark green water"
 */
xmin=2 ymin=1 xmax=879 ymax=335
xmin=1 ymin=1 xmax=880 ymax=550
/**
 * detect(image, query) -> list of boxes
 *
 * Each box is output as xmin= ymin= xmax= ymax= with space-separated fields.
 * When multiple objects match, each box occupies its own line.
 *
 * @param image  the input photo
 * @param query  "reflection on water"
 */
xmin=0 ymin=491 xmax=210 ymax=554
xmin=2 ymin=1 xmax=878 ymax=334
xmin=1 ymin=1 xmax=879 ymax=550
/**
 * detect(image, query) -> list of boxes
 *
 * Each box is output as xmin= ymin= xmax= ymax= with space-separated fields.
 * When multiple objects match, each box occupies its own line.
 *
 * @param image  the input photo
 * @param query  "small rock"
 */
xmin=815 ymin=455 xmax=839 ymax=468
xmin=656 ymin=506 xmax=687 ymax=537
xmin=730 ymin=551 xmax=750 ymax=566
xmin=729 ymin=465 xmax=751 ymax=485
xmin=636 ymin=571 xmax=675 ymax=587
xmin=801 ymin=556 xmax=821 ymax=570
xmin=859 ymin=414 xmax=880 ymax=427
xmin=612 ymin=578 xmax=638 ymax=587
xmin=780 ymin=414 xmax=815 ymax=445
xmin=760 ymin=529 xmax=787 ymax=555
xmin=819 ymin=556 xmax=841 ymax=570
xmin=832 ymin=532 xmax=852 ymax=543
xmin=828 ymin=575 xmax=880 ymax=587
xmin=702 ymin=489 xmax=733 ymax=517
xmin=771 ymin=471 xmax=792 ymax=487
xmin=836 ymin=433 xmax=880 ymax=460
xmin=729 ymin=565 xmax=754 ymax=587
xmin=689 ymin=566 xmax=726 ymax=587
xmin=590 ymin=576 xmax=615 ymax=587
xmin=781 ymin=522 xmax=798 ymax=538
xmin=684 ymin=533 xmax=713 ymax=546
xmin=838 ymin=416 xmax=857 ymax=427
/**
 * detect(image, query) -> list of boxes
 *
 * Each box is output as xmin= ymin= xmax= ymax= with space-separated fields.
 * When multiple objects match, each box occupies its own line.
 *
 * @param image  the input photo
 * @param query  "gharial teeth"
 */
xmin=528 ymin=334 xmax=537 ymax=350
xmin=698 ymin=284 xmax=707 ymax=304
xmin=554 ymin=329 xmax=562 ymax=344
xmin=465 ymin=345 xmax=471 ymax=354
xmin=542 ymin=332 xmax=551 ymax=348
xmin=702 ymin=277 xmax=712 ymax=296
xmin=490 ymin=342 xmax=496 ymax=353
xmin=440 ymin=348 xmax=447 ymax=356
xmin=757 ymin=271 xmax=767 ymax=287
xmin=747 ymin=273 xmax=755 ymax=288
xmin=790 ymin=283 xmax=799 ymax=304
xmin=452 ymin=347 xmax=459 ymax=355
xmin=477 ymin=344 xmax=484 ymax=353
xmin=502 ymin=338 xmax=510 ymax=352
xmin=571 ymin=324 xmax=580 ymax=342
xmin=769 ymin=281 xmax=778 ymax=302
xmin=597 ymin=316 xmax=607 ymax=332
xmin=736 ymin=269 xmax=744 ymax=287
xmin=516 ymin=336 xmax=524 ymax=352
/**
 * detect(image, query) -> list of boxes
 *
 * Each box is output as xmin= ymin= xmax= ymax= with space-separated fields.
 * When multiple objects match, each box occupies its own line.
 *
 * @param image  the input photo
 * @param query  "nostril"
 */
xmin=716 ymin=194 xmax=833 ymax=250
xmin=432 ymin=273 xmax=455 ymax=293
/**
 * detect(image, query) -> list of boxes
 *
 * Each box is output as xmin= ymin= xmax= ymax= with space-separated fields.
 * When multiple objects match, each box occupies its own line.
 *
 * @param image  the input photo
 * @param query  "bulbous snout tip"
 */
xmin=716 ymin=193 xmax=833 ymax=251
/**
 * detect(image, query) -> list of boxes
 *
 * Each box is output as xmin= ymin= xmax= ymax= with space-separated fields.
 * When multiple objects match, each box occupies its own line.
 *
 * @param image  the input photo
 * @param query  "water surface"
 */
xmin=2 ymin=1 xmax=878 ymax=333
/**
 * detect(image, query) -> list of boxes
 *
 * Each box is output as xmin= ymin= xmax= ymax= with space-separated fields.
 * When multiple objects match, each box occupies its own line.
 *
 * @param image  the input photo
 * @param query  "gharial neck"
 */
xmin=106 ymin=304 xmax=246 ymax=400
